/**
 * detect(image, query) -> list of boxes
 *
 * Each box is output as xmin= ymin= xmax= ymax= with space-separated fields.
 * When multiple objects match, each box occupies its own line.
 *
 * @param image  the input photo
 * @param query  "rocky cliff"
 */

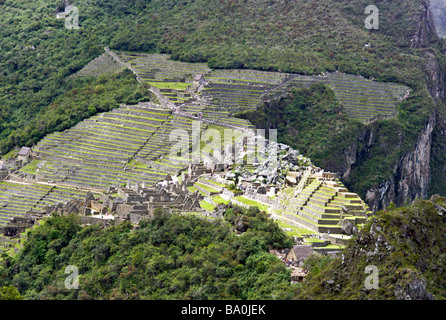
xmin=364 ymin=115 xmax=435 ymax=212
xmin=297 ymin=196 xmax=446 ymax=300
xmin=236 ymin=1 xmax=446 ymax=212
xmin=345 ymin=0 xmax=446 ymax=211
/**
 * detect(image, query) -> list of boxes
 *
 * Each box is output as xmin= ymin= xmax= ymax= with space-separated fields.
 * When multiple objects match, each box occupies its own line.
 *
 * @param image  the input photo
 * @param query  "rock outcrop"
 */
xmin=342 ymin=1 xmax=446 ymax=211
xmin=410 ymin=0 xmax=439 ymax=49
xmin=364 ymin=115 xmax=435 ymax=212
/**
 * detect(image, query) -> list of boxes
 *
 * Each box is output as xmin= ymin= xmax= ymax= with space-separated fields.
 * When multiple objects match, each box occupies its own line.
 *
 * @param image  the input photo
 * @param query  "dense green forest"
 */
xmin=2 ymin=199 xmax=445 ymax=300
xmin=0 ymin=206 xmax=298 ymax=300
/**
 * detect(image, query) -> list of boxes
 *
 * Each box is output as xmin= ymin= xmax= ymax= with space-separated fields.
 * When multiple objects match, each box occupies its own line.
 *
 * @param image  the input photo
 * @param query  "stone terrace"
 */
xmin=283 ymin=73 xmax=409 ymax=122
xmin=70 ymin=49 xmax=411 ymax=124
xmin=0 ymin=182 xmax=51 ymax=225
xmin=32 ymin=105 xmax=179 ymax=190
xmin=275 ymin=172 xmax=371 ymax=238
xmin=327 ymin=73 xmax=409 ymax=122
xmin=135 ymin=114 xmax=209 ymax=173
xmin=0 ymin=181 xmax=102 ymax=226
xmin=106 ymin=50 xmax=410 ymax=123
xmin=115 ymin=52 xmax=211 ymax=83
xmin=68 ymin=52 xmax=126 ymax=79
xmin=201 ymin=82 xmax=270 ymax=114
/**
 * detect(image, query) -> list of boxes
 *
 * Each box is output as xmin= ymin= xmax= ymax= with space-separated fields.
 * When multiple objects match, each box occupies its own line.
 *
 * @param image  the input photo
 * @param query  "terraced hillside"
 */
xmin=274 ymin=171 xmax=371 ymax=246
xmin=0 ymin=50 xmax=409 ymax=227
xmin=326 ymin=73 xmax=410 ymax=122
xmin=0 ymin=103 xmax=255 ymax=227
xmin=97 ymin=50 xmax=409 ymax=123
xmin=115 ymin=52 xmax=211 ymax=83
xmin=69 ymin=50 xmax=409 ymax=123
xmin=31 ymin=105 xmax=181 ymax=190
xmin=134 ymin=113 xmax=208 ymax=171
xmin=68 ymin=52 xmax=126 ymax=79
xmin=0 ymin=181 xmax=100 ymax=226
xmin=275 ymin=74 xmax=410 ymax=122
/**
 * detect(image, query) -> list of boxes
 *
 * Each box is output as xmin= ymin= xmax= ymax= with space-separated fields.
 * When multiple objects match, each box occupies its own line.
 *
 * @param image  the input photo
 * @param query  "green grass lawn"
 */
xmin=233 ymin=196 xmax=270 ymax=212
xmin=199 ymin=200 xmax=215 ymax=212
xmin=212 ymin=195 xmax=230 ymax=205
xmin=200 ymin=178 xmax=226 ymax=188
xmin=194 ymin=182 xmax=220 ymax=194
xmin=148 ymin=82 xmax=191 ymax=91
xmin=20 ymin=159 xmax=43 ymax=175
xmin=276 ymin=220 xmax=314 ymax=237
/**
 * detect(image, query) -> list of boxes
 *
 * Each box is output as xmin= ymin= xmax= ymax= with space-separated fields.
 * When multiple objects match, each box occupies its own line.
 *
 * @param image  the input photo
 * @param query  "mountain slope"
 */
xmin=431 ymin=0 xmax=446 ymax=37
xmin=297 ymin=196 xmax=446 ymax=300
xmin=0 ymin=0 xmax=445 ymax=210
xmin=0 ymin=207 xmax=298 ymax=300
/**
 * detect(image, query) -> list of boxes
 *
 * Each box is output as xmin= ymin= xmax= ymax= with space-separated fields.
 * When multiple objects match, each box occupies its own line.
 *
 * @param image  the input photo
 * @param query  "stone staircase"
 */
xmin=277 ymin=172 xmax=369 ymax=235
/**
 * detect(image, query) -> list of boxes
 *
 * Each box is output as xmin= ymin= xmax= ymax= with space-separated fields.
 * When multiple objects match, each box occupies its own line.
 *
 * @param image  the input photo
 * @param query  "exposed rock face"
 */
xmin=419 ymin=0 xmax=445 ymax=102
xmin=394 ymin=269 xmax=434 ymax=300
xmin=424 ymin=50 xmax=445 ymax=101
xmin=364 ymin=115 xmax=435 ymax=212
xmin=343 ymin=0 xmax=446 ymax=212
xmin=410 ymin=0 xmax=439 ymax=49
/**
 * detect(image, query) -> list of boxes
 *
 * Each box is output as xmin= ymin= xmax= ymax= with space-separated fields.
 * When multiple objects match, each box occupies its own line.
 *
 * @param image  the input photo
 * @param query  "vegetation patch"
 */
xmin=0 ymin=207 xmax=297 ymax=300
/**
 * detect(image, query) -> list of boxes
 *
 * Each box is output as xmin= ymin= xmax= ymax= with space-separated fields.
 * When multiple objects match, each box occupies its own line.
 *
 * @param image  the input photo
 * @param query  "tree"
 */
xmin=0 ymin=286 xmax=23 ymax=300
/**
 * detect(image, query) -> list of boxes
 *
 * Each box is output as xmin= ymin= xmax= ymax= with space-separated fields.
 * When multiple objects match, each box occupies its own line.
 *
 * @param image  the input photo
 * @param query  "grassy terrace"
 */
xmin=199 ymin=200 xmax=215 ymax=212
xmin=274 ymin=177 xmax=368 ymax=236
xmin=0 ymin=179 xmax=103 ymax=226
xmin=102 ymin=113 xmax=167 ymax=124
xmin=206 ymin=78 xmax=272 ymax=85
xmin=116 ymin=52 xmax=210 ymax=82
xmin=212 ymin=195 xmax=230 ymax=205
xmin=188 ymin=186 xmax=206 ymax=196
xmin=206 ymin=69 xmax=287 ymax=84
xmin=147 ymin=82 xmax=191 ymax=91
xmin=89 ymin=117 xmax=160 ymax=130
xmin=275 ymin=219 xmax=314 ymax=238
xmin=29 ymin=105 xmax=194 ymax=190
xmin=198 ymin=178 xmax=226 ymax=188
xmin=202 ymin=86 xmax=267 ymax=93
xmin=233 ymin=196 xmax=270 ymax=212
xmin=69 ymin=53 xmax=125 ymax=79
xmin=326 ymin=73 xmax=408 ymax=122
xmin=43 ymin=132 xmax=143 ymax=149
xmin=119 ymin=108 xmax=171 ymax=118
xmin=0 ymin=182 xmax=55 ymax=225
xmin=261 ymin=73 xmax=408 ymax=122
xmin=60 ymin=126 xmax=149 ymax=140
xmin=194 ymin=182 xmax=220 ymax=194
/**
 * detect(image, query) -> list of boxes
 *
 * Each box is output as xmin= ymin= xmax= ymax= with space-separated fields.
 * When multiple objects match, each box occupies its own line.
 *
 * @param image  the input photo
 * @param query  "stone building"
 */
xmin=193 ymin=74 xmax=205 ymax=87
xmin=17 ymin=147 xmax=32 ymax=163
xmin=0 ymin=163 xmax=8 ymax=181
xmin=286 ymin=245 xmax=314 ymax=266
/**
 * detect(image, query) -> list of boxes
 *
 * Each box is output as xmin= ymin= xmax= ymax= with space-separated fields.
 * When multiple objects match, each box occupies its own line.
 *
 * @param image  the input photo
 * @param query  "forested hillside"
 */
xmin=297 ymin=196 xmax=446 ymax=300
xmin=1 ymin=0 xmax=446 ymax=210
xmin=0 ymin=206 xmax=297 ymax=300
xmin=2 ymin=198 xmax=445 ymax=300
